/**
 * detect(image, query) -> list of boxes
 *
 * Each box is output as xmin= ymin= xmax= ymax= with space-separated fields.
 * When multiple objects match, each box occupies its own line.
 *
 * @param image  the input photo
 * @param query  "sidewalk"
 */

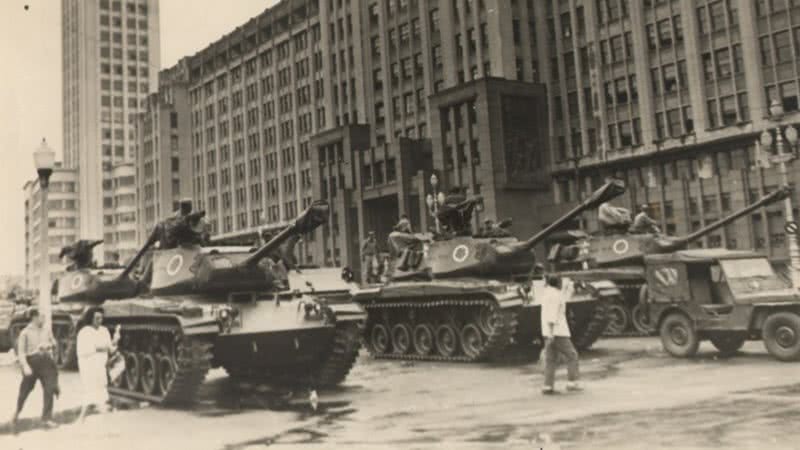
xmin=0 ymin=351 xmax=86 ymax=434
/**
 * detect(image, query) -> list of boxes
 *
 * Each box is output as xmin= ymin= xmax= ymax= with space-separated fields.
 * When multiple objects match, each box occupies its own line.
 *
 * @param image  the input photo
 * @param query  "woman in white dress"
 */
xmin=76 ymin=307 xmax=120 ymax=422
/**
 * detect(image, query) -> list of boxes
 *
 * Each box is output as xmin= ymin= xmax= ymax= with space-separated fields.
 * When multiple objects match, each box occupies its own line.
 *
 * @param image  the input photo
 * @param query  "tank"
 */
xmin=211 ymin=207 xmax=364 ymax=390
xmin=352 ymin=180 xmax=627 ymax=362
xmin=6 ymin=241 xmax=118 ymax=370
xmin=548 ymin=185 xmax=792 ymax=335
xmin=61 ymin=200 xmax=360 ymax=405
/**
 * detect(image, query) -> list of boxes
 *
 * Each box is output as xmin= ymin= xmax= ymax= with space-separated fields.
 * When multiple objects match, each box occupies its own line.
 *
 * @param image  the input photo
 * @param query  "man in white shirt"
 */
xmin=540 ymin=275 xmax=581 ymax=394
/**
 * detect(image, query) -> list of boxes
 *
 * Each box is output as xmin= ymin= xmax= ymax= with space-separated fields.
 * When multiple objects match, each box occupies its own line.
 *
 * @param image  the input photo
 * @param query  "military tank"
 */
xmin=212 ymin=207 xmax=364 ymax=389
xmin=548 ymin=185 xmax=792 ymax=335
xmin=352 ymin=180 xmax=626 ymax=362
xmin=61 ymin=200 xmax=360 ymax=405
xmin=8 ymin=240 xmax=141 ymax=369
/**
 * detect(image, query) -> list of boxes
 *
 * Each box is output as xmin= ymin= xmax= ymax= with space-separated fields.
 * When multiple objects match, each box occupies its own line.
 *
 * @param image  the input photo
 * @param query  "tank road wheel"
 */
xmin=139 ymin=353 xmax=159 ymax=395
xmin=158 ymin=355 xmax=177 ymax=394
xmin=762 ymin=312 xmax=800 ymax=362
xmin=370 ymin=324 xmax=391 ymax=355
xmin=412 ymin=324 xmax=435 ymax=356
xmin=709 ymin=335 xmax=747 ymax=357
xmin=478 ymin=305 xmax=501 ymax=335
xmin=604 ymin=302 xmax=630 ymax=335
xmin=124 ymin=352 xmax=141 ymax=391
xmin=391 ymin=323 xmax=412 ymax=355
xmin=659 ymin=313 xmax=699 ymax=358
xmin=459 ymin=324 xmax=484 ymax=360
xmin=435 ymin=324 xmax=459 ymax=358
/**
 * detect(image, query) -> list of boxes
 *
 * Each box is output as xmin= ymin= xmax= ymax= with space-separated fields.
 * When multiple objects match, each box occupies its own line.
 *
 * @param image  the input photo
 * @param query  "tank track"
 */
xmin=570 ymin=298 xmax=611 ymax=351
xmin=314 ymin=320 xmax=363 ymax=388
xmin=601 ymin=282 xmax=654 ymax=337
xmin=108 ymin=322 xmax=213 ymax=406
xmin=362 ymin=297 xmax=518 ymax=363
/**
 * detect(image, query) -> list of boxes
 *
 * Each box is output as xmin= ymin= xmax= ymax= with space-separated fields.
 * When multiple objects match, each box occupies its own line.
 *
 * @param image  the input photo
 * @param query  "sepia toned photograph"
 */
xmin=1 ymin=0 xmax=800 ymax=448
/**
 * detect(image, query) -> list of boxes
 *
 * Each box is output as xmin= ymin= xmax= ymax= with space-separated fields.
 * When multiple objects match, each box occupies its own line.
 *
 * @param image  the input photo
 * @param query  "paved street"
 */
xmin=0 ymin=337 xmax=798 ymax=449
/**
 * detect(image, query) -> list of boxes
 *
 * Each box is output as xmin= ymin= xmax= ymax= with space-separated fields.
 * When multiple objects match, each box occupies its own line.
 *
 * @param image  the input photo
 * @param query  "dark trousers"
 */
xmin=16 ymin=353 xmax=59 ymax=421
xmin=543 ymin=336 xmax=579 ymax=388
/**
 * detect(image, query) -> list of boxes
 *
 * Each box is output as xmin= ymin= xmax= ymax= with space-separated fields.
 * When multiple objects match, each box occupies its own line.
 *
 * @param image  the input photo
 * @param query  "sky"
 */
xmin=0 ymin=0 xmax=278 ymax=277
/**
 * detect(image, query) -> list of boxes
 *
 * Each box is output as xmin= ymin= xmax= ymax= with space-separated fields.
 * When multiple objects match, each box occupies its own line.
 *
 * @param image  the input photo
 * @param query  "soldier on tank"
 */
xmin=629 ymin=204 xmax=661 ymax=234
xmin=59 ymin=240 xmax=103 ymax=271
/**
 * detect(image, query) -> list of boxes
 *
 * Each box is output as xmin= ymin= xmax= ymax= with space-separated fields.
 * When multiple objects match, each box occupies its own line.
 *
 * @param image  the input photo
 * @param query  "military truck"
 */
xmin=352 ymin=180 xmax=626 ymax=362
xmin=547 ymin=186 xmax=792 ymax=335
xmin=644 ymin=249 xmax=800 ymax=361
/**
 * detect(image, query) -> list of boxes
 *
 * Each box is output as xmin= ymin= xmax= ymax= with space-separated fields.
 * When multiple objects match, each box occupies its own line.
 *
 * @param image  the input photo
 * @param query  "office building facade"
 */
xmin=62 ymin=0 xmax=160 ymax=264
xmin=168 ymin=0 xmax=800 ymax=275
xmin=135 ymin=61 xmax=193 ymax=243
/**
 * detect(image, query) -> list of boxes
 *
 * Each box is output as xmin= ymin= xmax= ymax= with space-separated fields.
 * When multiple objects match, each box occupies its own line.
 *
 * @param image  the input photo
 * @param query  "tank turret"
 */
xmin=56 ymin=239 xmax=141 ymax=304
xmin=389 ymin=179 xmax=627 ymax=280
xmin=146 ymin=201 xmax=329 ymax=295
xmin=550 ymin=185 xmax=792 ymax=268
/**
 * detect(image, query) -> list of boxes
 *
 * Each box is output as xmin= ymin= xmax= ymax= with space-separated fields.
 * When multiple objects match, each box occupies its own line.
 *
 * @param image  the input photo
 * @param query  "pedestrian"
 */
xmin=76 ymin=307 xmax=120 ymax=422
xmin=361 ymin=231 xmax=378 ymax=283
xmin=540 ymin=275 xmax=582 ymax=395
xmin=12 ymin=307 xmax=60 ymax=429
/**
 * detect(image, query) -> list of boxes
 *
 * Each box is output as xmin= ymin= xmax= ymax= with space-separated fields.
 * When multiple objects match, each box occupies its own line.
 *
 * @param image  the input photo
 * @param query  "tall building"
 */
xmin=62 ymin=0 xmax=161 ymax=264
xmin=23 ymin=165 xmax=80 ymax=291
xmin=180 ymin=0 xmax=551 ymax=275
xmin=135 ymin=61 xmax=193 ymax=243
xmin=153 ymin=0 xmax=800 ymax=277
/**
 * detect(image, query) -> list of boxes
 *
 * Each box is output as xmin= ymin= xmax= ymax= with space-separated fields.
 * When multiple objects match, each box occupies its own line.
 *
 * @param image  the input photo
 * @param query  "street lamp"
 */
xmin=761 ymin=99 xmax=800 ymax=290
xmin=33 ymin=138 xmax=55 ymax=329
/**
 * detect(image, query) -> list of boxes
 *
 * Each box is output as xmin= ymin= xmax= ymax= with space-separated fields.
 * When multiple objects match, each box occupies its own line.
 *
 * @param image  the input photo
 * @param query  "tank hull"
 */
xmin=98 ymin=297 xmax=221 ymax=406
xmin=213 ymin=295 xmax=364 ymax=388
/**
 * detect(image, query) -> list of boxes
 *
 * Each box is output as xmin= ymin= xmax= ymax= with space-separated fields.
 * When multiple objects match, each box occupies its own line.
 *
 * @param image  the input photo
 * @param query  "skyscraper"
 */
xmin=62 ymin=0 xmax=160 ymax=264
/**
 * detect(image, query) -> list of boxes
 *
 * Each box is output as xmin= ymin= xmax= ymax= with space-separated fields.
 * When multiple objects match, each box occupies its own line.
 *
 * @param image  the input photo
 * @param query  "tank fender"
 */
xmin=328 ymin=303 xmax=366 ymax=319
xmin=488 ymin=289 xmax=525 ymax=308
xmin=105 ymin=314 xmax=221 ymax=336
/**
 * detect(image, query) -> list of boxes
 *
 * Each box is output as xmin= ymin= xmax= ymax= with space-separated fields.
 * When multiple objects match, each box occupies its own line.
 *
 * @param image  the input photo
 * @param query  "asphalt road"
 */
xmin=1 ymin=337 xmax=799 ymax=449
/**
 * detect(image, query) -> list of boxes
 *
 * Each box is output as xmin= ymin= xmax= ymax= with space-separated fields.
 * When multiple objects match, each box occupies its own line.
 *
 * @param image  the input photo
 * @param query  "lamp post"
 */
xmin=33 ymin=138 xmax=55 ymax=329
xmin=761 ymin=99 xmax=800 ymax=290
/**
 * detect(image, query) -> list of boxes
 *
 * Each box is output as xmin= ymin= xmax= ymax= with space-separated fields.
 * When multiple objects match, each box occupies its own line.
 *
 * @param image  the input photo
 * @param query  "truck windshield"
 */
xmin=719 ymin=259 xmax=775 ymax=279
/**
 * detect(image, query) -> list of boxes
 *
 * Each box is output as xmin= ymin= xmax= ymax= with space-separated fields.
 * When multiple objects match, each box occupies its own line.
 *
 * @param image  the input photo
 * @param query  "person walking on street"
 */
xmin=12 ymin=307 xmax=60 ymax=429
xmin=540 ymin=275 xmax=582 ymax=395
xmin=76 ymin=307 xmax=120 ymax=422
xmin=361 ymin=231 xmax=378 ymax=283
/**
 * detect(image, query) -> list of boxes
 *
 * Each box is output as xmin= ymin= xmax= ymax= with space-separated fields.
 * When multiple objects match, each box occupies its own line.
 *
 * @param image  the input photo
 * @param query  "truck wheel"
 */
xmin=762 ymin=312 xmax=800 ymax=362
xmin=709 ymin=335 xmax=746 ymax=356
xmin=659 ymin=313 xmax=699 ymax=357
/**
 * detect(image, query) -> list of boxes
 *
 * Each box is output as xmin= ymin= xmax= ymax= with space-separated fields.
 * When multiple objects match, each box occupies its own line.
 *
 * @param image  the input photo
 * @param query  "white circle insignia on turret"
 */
xmin=452 ymin=245 xmax=470 ymax=263
xmin=612 ymin=239 xmax=629 ymax=255
xmin=71 ymin=275 xmax=83 ymax=290
xmin=166 ymin=254 xmax=184 ymax=276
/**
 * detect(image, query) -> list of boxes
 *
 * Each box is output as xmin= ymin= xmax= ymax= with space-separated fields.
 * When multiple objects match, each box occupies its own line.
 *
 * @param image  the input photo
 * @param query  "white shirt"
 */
xmin=76 ymin=325 xmax=111 ymax=360
xmin=540 ymin=281 xmax=575 ymax=338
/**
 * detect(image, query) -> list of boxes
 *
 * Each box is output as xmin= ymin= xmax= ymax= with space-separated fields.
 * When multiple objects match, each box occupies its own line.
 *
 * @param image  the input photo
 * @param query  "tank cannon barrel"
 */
xmin=241 ymin=200 xmax=329 ymax=267
xmin=518 ymin=179 xmax=627 ymax=251
xmin=116 ymin=227 xmax=160 ymax=281
xmin=678 ymin=185 xmax=792 ymax=246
